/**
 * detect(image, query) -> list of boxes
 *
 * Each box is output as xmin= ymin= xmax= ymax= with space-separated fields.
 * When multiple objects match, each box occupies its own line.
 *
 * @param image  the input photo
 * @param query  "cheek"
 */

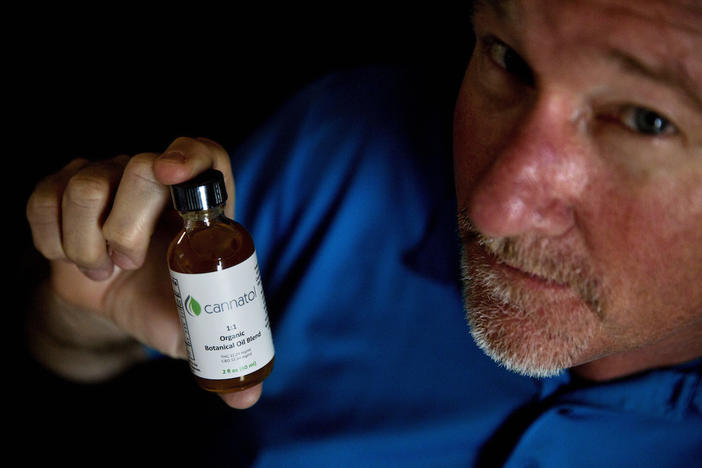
xmin=595 ymin=174 xmax=702 ymax=335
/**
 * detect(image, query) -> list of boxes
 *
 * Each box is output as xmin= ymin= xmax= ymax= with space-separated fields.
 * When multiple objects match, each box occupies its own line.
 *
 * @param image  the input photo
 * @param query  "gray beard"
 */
xmin=461 ymin=247 xmax=598 ymax=377
xmin=457 ymin=212 xmax=607 ymax=378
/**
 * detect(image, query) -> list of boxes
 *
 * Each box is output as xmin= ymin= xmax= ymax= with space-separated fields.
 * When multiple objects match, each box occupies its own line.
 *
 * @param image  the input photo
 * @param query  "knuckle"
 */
xmin=64 ymin=172 xmax=111 ymax=211
xmin=26 ymin=187 xmax=59 ymax=226
xmin=123 ymin=152 xmax=159 ymax=185
xmin=171 ymin=136 xmax=197 ymax=147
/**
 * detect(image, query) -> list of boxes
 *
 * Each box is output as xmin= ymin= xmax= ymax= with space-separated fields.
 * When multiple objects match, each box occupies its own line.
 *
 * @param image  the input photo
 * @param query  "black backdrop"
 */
xmin=14 ymin=5 xmax=474 ymax=185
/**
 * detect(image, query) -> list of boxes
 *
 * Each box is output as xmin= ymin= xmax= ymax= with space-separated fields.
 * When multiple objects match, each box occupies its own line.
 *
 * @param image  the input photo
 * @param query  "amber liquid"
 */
xmin=167 ymin=210 xmax=274 ymax=393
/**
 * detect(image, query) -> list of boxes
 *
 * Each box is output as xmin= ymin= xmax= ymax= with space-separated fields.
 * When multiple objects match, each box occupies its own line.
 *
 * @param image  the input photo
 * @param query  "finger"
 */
xmin=153 ymin=136 xmax=235 ymax=219
xmin=219 ymin=384 xmax=263 ymax=409
xmin=27 ymin=158 xmax=91 ymax=261
xmin=60 ymin=156 xmax=130 ymax=280
xmin=101 ymin=152 xmax=171 ymax=271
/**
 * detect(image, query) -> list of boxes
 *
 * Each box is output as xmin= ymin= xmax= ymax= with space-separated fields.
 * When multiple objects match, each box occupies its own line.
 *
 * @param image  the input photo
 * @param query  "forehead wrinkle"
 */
xmin=591 ymin=0 xmax=702 ymax=34
xmin=590 ymin=2 xmax=702 ymax=114
xmin=607 ymin=49 xmax=702 ymax=114
xmin=471 ymin=0 xmax=702 ymax=116
xmin=535 ymin=0 xmax=702 ymax=116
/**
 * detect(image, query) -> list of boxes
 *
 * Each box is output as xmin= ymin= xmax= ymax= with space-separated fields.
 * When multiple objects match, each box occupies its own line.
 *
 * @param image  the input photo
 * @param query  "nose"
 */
xmin=467 ymin=95 xmax=589 ymax=239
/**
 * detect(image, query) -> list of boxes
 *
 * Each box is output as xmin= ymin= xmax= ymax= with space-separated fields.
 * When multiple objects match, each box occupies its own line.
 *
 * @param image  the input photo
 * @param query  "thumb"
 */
xmin=153 ymin=136 xmax=236 ymax=219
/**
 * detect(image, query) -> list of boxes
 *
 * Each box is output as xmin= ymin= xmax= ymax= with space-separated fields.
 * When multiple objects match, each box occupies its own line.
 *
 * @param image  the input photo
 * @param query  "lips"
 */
xmin=496 ymin=257 xmax=570 ymax=289
xmin=467 ymin=236 xmax=570 ymax=291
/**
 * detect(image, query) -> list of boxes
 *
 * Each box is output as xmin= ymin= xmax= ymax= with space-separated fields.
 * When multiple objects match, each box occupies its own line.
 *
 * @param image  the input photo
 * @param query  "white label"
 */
xmin=169 ymin=252 xmax=274 ymax=380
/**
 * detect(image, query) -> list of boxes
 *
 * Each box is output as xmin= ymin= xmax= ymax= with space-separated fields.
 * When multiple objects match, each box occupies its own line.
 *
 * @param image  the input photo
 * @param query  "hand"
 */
xmin=26 ymin=136 xmax=262 ymax=409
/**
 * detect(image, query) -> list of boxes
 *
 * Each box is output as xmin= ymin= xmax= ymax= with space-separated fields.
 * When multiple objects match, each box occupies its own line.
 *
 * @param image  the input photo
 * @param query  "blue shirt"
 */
xmin=227 ymin=66 xmax=701 ymax=467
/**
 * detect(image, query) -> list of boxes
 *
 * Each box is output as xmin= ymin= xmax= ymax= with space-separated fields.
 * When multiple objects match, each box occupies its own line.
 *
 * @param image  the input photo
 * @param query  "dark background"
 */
xmin=12 ymin=5 xmax=474 ymax=193
xmin=11 ymin=5 xmax=474 ymax=464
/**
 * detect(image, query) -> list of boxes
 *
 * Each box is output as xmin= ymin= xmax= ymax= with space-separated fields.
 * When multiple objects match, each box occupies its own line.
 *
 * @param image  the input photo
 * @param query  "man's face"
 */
xmin=454 ymin=0 xmax=702 ymax=378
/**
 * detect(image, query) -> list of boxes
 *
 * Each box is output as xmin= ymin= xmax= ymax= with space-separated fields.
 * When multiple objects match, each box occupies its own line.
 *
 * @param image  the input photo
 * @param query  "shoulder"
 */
xmin=230 ymin=64 xmax=458 ymax=263
xmin=231 ymin=64 xmax=456 ymax=184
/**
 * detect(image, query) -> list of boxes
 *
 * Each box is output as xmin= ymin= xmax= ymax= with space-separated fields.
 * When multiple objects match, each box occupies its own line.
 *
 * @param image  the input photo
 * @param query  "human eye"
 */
xmin=592 ymin=101 xmax=690 ymax=172
xmin=598 ymin=105 xmax=679 ymax=138
xmin=620 ymin=106 xmax=678 ymax=136
xmin=483 ymin=35 xmax=535 ymax=87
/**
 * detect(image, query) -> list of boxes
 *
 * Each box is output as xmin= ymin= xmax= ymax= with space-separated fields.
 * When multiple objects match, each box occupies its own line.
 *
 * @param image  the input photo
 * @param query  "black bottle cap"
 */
xmin=170 ymin=169 xmax=228 ymax=212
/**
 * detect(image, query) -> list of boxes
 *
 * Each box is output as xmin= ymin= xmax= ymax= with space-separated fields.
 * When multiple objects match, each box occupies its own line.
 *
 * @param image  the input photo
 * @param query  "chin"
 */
xmin=460 ymin=242 xmax=602 ymax=378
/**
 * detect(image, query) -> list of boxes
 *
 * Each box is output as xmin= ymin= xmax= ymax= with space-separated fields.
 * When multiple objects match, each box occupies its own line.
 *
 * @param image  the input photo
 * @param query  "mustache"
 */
xmin=457 ymin=210 xmax=605 ymax=317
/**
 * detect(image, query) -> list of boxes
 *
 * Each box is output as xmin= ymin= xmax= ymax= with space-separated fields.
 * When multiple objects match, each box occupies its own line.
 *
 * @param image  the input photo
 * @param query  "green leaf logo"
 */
xmin=185 ymin=295 xmax=201 ymax=317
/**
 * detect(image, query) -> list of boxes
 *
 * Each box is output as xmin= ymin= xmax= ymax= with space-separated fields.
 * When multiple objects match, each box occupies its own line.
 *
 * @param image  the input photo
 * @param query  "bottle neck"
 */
xmin=178 ymin=205 xmax=226 ymax=230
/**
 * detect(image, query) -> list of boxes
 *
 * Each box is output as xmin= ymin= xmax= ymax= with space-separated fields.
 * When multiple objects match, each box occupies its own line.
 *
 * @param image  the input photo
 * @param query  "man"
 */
xmin=455 ymin=0 xmax=702 ymax=381
xmin=24 ymin=0 xmax=701 ymax=465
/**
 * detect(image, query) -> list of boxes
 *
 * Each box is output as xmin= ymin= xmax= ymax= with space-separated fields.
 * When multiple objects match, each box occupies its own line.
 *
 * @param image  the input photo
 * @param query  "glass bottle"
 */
xmin=167 ymin=169 xmax=274 ymax=393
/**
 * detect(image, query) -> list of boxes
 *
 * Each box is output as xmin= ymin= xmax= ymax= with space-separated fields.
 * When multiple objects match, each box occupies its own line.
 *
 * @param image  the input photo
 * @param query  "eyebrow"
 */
xmin=608 ymin=49 xmax=702 ymax=114
xmin=471 ymin=0 xmax=702 ymax=115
